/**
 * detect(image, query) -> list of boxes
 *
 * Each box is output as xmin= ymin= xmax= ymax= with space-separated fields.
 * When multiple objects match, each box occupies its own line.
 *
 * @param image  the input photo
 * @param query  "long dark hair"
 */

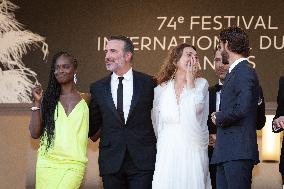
xmin=155 ymin=43 xmax=196 ymax=85
xmin=40 ymin=51 xmax=77 ymax=151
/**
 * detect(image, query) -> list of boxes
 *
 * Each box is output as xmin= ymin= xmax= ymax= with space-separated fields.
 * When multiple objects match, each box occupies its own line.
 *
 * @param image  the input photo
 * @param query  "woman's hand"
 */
xmin=29 ymin=85 xmax=43 ymax=139
xmin=186 ymin=54 xmax=198 ymax=89
xmin=32 ymin=85 xmax=43 ymax=106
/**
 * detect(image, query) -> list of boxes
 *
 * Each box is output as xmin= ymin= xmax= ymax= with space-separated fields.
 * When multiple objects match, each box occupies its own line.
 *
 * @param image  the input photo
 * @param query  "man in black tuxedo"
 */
xmin=89 ymin=35 xmax=156 ymax=189
xmin=207 ymin=48 xmax=229 ymax=189
xmin=210 ymin=26 xmax=260 ymax=189
xmin=208 ymin=47 xmax=266 ymax=189
xmin=272 ymin=76 xmax=284 ymax=185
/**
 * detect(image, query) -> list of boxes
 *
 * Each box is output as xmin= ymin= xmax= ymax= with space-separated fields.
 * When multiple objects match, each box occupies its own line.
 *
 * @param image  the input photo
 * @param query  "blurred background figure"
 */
xmin=272 ymin=76 xmax=284 ymax=186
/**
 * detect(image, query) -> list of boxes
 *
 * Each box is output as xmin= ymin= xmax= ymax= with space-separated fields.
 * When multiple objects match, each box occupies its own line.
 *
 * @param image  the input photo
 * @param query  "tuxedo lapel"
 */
xmin=222 ymin=71 xmax=233 ymax=91
xmin=103 ymin=75 xmax=124 ymax=124
xmin=208 ymin=85 xmax=218 ymax=134
xmin=127 ymin=71 xmax=143 ymax=122
xmin=209 ymin=86 xmax=217 ymax=114
xmin=222 ymin=61 xmax=245 ymax=91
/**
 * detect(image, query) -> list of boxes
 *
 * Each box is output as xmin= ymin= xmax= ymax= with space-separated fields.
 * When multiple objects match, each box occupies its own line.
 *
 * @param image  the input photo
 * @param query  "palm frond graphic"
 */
xmin=0 ymin=0 xmax=48 ymax=103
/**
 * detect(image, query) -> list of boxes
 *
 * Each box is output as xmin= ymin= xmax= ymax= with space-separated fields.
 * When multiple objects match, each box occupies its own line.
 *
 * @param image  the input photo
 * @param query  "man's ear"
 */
xmin=74 ymin=68 xmax=78 ymax=75
xmin=125 ymin=52 xmax=132 ymax=62
xmin=224 ymin=40 xmax=230 ymax=51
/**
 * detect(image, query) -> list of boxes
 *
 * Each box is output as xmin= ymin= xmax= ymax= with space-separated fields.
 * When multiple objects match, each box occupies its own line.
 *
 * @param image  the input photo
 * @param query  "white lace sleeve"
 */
xmin=186 ymin=78 xmax=209 ymax=121
xmin=196 ymin=79 xmax=209 ymax=130
xmin=152 ymin=85 xmax=163 ymax=138
xmin=182 ymin=78 xmax=209 ymax=148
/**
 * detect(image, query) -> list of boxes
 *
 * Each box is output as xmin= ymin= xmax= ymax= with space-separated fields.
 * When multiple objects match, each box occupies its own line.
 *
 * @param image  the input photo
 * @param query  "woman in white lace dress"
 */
xmin=152 ymin=43 xmax=211 ymax=189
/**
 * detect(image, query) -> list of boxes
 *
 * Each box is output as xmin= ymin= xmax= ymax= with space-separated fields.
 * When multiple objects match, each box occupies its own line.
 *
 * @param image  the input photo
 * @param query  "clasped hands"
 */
xmin=273 ymin=116 xmax=284 ymax=129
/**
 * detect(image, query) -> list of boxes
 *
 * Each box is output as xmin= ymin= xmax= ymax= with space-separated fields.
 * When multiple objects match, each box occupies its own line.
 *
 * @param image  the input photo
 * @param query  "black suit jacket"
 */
xmin=256 ymin=86 xmax=266 ymax=130
xmin=211 ymin=60 xmax=260 ymax=164
xmin=208 ymin=84 xmax=265 ymax=134
xmin=89 ymin=70 xmax=157 ymax=176
xmin=272 ymin=76 xmax=284 ymax=174
xmin=208 ymin=85 xmax=219 ymax=135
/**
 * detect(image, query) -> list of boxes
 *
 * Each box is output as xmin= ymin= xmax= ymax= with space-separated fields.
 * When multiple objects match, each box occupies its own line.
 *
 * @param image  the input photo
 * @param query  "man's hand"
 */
xmin=211 ymin=112 xmax=216 ymax=125
xmin=209 ymin=134 xmax=216 ymax=147
xmin=273 ymin=116 xmax=284 ymax=129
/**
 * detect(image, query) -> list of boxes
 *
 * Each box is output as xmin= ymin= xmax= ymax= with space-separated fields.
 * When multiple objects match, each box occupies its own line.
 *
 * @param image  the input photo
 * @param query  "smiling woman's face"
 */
xmin=177 ymin=47 xmax=197 ymax=72
xmin=54 ymin=56 xmax=76 ymax=84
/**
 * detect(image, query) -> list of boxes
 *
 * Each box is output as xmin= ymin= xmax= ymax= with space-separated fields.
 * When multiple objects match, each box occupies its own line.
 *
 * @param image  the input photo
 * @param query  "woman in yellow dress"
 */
xmin=29 ymin=51 xmax=91 ymax=189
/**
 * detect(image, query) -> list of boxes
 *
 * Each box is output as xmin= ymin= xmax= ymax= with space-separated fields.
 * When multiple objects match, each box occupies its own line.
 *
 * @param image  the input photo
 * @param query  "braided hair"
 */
xmin=40 ymin=51 xmax=78 ymax=151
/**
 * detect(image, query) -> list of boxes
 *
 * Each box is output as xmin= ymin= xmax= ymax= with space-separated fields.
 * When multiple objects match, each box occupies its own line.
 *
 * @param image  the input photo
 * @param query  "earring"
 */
xmin=171 ymin=67 xmax=177 ymax=80
xmin=74 ymin=73 xmax=77 ymax=84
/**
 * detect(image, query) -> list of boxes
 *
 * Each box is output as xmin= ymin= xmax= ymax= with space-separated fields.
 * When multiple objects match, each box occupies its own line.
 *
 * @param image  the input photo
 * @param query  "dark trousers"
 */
xmin=208 ymin=146 xmax=216 ymax=189
xmin=102 ymin=150 xmax=154 ymax=189
xmin=216 ymin=160 xmax=254 ymax=189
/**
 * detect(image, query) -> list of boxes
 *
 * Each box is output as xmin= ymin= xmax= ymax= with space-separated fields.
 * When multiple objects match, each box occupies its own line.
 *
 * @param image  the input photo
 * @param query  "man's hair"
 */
xmin=213 ymin=45 xmax=220 ymax=57
xmin=110 ymin=35 xmax=134 ymax=54
xmin=219 ymin=26 xmax=250 ymax=57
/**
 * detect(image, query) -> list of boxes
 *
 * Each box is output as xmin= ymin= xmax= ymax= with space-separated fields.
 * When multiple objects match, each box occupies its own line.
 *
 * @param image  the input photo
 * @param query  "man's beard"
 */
xmin=221 ymin=50 xmax=229 ymax=65
xmin=105 ymin=60 xmax=124 ymax=72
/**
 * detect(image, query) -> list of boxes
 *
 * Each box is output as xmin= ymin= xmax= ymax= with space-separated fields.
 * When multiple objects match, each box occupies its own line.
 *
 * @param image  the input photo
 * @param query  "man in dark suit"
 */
xmin=89 ymin=35 xmax=156 ymax=189
xmin=272 ymin=76 xmax=284 ymax=185
xmin=210 ymin=26 xmax=260 ymax=189
xmin=208 ymin=47 xmax=266 ymax=189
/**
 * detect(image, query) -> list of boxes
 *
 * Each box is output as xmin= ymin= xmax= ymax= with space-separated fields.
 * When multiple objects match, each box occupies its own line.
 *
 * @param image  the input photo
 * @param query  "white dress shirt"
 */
xmin=229 ymin=58 xmax=247 ymax=73
xmin=111 ymin=68 xmax=133 ymax=123
xmin=216 ymin=80 xmax=223 ymax=112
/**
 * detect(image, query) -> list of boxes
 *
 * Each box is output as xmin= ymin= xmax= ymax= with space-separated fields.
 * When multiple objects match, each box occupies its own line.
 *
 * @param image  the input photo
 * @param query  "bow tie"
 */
xmin=216 ymin=84 xmax=223 ymax=92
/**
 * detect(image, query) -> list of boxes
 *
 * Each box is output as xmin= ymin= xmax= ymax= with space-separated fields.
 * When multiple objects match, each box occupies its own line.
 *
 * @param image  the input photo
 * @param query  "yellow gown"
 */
xmin=36 ymin=99 xmax=89 ymax=189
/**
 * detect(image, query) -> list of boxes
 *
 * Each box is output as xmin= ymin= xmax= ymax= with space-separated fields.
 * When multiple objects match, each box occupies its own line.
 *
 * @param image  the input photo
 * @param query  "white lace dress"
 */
xmin=152 ymin=78 xmax=211 ymax=189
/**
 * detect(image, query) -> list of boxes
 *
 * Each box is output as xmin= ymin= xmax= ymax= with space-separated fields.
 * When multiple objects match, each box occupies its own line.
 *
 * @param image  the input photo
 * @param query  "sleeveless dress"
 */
xmin=36 ymin=99 xmax=89 ymax=189
xmin=152 ymin=78 xmax=212 ymax=189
